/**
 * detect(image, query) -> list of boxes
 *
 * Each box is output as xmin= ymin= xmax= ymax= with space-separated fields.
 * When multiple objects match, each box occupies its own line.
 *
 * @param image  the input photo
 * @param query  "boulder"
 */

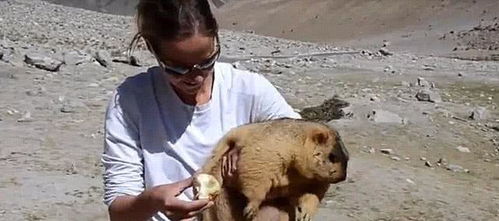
xmin=416 ymin=89 xmax=442 ymax=103
xmin=367 ymin=109 xmax=404 ymax=124
xmin=24 ymin=53 xmax=64 ymax=72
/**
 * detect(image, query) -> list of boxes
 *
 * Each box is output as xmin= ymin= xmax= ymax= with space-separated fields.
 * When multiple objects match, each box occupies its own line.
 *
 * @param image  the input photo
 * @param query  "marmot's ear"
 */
xmin=310 ymin=128 xmax=330 ymax=144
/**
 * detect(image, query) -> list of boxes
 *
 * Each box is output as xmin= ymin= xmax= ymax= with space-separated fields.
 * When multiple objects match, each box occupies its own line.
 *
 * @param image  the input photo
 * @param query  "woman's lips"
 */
xmin=182 ymin=81 xmax=202 ymax=88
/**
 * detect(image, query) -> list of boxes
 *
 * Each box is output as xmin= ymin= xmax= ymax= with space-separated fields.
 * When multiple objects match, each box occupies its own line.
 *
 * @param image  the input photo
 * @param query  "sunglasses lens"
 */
xmin=159 ymin=40 xmax=220 ymax=75
xmin=198 ymin=49 xmax=220 ymax=69
xmin=164 ymin=65 xmax=190 ymax=75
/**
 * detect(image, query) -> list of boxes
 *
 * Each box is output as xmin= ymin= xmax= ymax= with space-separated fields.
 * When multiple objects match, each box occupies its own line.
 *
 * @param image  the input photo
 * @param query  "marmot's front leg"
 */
xmin=294 ymin=193 xmax=319 ymax=221
xmin=241 ymin=181 xmax=272 ymax=220
xmin=294 ymin=183 xmax=330 ymax=221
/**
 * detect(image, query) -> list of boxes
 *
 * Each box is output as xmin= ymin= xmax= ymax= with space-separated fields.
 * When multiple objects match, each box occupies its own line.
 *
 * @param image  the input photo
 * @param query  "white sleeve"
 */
xmin=101 ymin=90 xmax=145 ymax=206
xmin=253 ymin=74 xmax=301 ymax=122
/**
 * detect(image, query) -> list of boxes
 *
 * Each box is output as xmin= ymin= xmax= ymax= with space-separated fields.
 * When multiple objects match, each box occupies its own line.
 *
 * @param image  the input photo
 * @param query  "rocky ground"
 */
xmin=1 ymin=0 xmax=498 ymax=220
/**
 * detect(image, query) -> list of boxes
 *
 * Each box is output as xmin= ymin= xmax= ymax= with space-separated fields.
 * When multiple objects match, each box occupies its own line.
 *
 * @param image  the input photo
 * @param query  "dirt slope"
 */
xmin=214 ymin=0 xmax=499 ymax=56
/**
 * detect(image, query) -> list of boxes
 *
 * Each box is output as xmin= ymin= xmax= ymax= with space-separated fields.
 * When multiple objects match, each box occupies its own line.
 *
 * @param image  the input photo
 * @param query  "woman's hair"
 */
xmin=129 ymin=0 xmax=219 ymax=57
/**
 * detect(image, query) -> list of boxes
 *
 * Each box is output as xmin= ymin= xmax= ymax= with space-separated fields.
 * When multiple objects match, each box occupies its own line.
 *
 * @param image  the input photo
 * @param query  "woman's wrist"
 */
xmin=110 ymin=189 xmax=162 ymax=221
xmin=144 ymin=186 xmax=166 ymax=211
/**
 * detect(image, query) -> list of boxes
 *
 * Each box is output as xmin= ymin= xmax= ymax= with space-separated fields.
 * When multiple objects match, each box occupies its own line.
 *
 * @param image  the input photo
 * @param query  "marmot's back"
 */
xmin=202 ymin=118 xmax=348 ymax=186
xmin=201 ymin=119 xmax=334 ymax=175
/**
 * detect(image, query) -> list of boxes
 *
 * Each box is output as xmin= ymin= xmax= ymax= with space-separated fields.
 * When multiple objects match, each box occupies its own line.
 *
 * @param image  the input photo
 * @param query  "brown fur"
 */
xmin=199 ymin=118 xmax=349 ymax=221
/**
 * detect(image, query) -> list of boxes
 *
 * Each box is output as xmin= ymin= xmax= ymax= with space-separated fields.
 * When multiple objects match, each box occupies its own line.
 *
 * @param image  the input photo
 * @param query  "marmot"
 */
xmin=198 ymin=118 xmax=349 ymax=221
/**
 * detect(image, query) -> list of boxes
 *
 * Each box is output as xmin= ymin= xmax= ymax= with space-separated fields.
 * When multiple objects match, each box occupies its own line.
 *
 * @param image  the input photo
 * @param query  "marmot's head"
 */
xmin=297 ymin=124 xmax=349 ymax=183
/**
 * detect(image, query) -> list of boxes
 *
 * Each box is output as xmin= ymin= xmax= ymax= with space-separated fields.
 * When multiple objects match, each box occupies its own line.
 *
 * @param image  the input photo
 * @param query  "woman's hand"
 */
xmin=221 ymin=146 xmax=240 ymax=181
xmin=150 ymin=177 xmax=214 ymax=220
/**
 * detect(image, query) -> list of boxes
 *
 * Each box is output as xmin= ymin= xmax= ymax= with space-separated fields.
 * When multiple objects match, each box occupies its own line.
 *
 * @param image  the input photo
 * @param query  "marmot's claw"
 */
xmin=243 ymin=205 xmax=258 ymax=221
xmin=295 ymin=206 xmax=312 ymax=221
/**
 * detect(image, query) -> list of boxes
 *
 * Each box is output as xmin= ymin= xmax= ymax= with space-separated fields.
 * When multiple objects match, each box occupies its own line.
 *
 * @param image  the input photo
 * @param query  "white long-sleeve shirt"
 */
xmin=102 ymin=62 xmax=300 ymax=221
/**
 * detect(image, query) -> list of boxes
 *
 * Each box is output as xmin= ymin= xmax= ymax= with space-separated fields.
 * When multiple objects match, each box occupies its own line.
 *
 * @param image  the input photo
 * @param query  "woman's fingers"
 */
xmin=173 ymin=177 xmax=194 ymax=196
xmin=221 ymin=156 xmax=227 ymax=179
xmin=230 ymin=148 xmax=239 ymax=173
xmin=169 ymin=198 xmax=210 ymax=212
xmin=185 ymin=201 xmax=214 ymax=217
xmin=227 ymin=153 xmax=233 ymax=176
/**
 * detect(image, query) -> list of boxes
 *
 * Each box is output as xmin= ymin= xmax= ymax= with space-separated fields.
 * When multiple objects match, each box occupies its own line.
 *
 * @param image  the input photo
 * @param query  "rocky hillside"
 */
xmin=214 ymin=0 xmax=499 ymax=57
xmin=43 ymin=0 xmax=499 ymax=59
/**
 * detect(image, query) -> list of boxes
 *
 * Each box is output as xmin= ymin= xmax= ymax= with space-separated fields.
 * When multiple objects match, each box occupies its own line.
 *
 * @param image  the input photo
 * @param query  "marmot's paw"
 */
xmin=243 ymin=205 xmax=258 ymax=221
xmin=295 ymin=206 xmax=312 ymax=221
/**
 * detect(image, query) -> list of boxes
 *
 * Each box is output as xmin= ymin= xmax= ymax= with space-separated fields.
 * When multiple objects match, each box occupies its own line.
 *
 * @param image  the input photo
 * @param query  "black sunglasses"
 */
xmin=149 ymin=37 xmax=220 ymax=75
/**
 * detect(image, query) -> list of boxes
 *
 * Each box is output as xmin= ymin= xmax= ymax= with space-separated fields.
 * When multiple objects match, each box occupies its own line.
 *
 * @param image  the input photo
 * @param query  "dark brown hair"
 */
xmin=129 ymin=0 xmax=218 ymax=57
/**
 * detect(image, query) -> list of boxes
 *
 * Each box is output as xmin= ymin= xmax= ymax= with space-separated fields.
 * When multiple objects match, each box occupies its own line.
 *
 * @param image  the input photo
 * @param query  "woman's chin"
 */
xmin=176 ymin=84 xmax=203 ymax=95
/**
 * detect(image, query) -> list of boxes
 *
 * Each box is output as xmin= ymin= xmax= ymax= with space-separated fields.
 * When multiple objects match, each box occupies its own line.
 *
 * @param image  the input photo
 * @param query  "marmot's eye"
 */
xmin=328 ymin=153 xmax=336 ymax=162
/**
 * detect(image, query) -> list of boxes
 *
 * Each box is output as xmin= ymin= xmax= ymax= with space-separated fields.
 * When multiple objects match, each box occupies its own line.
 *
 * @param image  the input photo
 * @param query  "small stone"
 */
xmin=469 ymin=107 xmax=489 ymax=120
xmin=24 ymin=53 xmax=64 ymax=72
xmin=420 ymin=157 xmax=427 ymax=161
xmin=446 ymin=164 xmax=468 ymax=173
xmin=380 ymin=149 xmax=393 ymax=155
xmin=456 ymin=146 xmax=471 ymax=153
xmin=486 ymin=123 xmax=499 ymax=132
xmin=422 ymin=65 xmax=435 ymax=71
xmin=367 ymin=109 xmax=404 ymax=124
xmin=379 ymin=47 xmax=393 ymax=56
xmin=26 ymin=86 xmax=46 ymax=96
xmin=362 ymin=146 xmax=375 ymax=154
xmin=94 ymin=50 xmax=112 ymax=67
xmin=400 ymin=81 xmax=411 ymax=87
xmin=437 ymin=158 xmax=448 ymax=165
xmin=129 ymin=56 xmax=141 ymax=67
xmin=370 ymin=96 xmax=380 ymax=102
xmin=425 ymin=161 xmax=433 ymax=167
xmin=416 ymin=89 xmax=442 ymax=103
xmin=87 ymin=83 xmax=100 ymax=88
xmin=60 ymin=100 xmax=88 ymax=113
xmin=112 ymin=55 xmax=141 ymax=66
xmin=458 ymin=72 xmax=463 ymax=77
xmin=384 ymin=66 xmax=393 ymax=73
xmin=6 ymin=109 xmax=19 ymax=115
xmin=0 ymin=51 xmax=3 ymax=60
xmin=406 ymin=178 xmax=415 ymax=185
xmin=232 ymin=61 xmax=248 ymax=70
xmin=65 ymin=163 xmax=78 ymax=175
xmin=416 ymin=77 xmax=432 ymax=88
xmin=63 ymin=51 xmax=92 ymax=66
xmin=17 ymin=111 xmax=33 ymax=122
xmin=391 ymin=156 xmax=401 ymax=161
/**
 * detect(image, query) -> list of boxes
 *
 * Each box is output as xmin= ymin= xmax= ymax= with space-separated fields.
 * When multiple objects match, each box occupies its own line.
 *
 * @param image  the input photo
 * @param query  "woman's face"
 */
xmin=158 ymin=34 xmax=218 ymax=95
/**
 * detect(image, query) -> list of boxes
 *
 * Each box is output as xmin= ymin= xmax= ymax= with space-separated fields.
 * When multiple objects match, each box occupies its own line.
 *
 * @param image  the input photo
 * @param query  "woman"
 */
xmin=101 ymin=0 xmax=300 ymax=220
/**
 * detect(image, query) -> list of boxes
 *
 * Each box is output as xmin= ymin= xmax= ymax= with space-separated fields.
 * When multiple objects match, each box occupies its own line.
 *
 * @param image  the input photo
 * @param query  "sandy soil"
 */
xmin=1 ymin=0 xmax=498 ymax=220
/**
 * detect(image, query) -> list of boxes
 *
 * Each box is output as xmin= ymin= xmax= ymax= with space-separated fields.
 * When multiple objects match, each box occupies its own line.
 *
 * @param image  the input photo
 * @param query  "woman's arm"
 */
xmin=109 ymin=178 xmax=212 ymax=221
xmin=102 ymin=90 xmax=211 ymax=220
xmin=253 ymin=74 xmax=301 ymax=122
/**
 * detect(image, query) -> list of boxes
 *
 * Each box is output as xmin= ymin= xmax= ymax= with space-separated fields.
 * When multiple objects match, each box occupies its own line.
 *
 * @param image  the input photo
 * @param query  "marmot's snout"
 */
xmin=327 ymin=136 xmax=349 ymax=183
